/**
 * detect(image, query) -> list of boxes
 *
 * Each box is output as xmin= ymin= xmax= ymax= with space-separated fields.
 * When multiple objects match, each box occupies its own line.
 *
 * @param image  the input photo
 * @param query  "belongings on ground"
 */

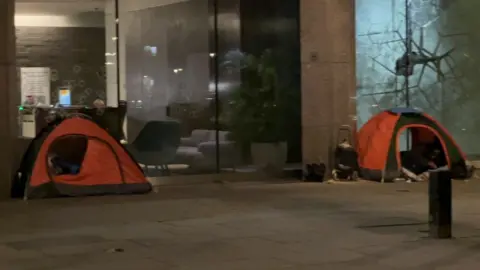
xmin=333 ymin=140 xmax=359 ymax=181
xmin=305 ymin=163 xmax=326 ymax=182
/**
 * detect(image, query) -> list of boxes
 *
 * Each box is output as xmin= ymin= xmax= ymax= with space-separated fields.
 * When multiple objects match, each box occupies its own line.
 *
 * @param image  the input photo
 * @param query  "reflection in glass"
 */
xmin=15 ymin=0 xmax=108 ymax=106
xmin=218 ymin=0 xmax=302 ymax=174
xmin=356 ymin=0 xmax=480 ymax=156
xmin=122 ymin=0 xmax=215 ymax=175
xmin=120 ymin=0 xmax=301 ymax=177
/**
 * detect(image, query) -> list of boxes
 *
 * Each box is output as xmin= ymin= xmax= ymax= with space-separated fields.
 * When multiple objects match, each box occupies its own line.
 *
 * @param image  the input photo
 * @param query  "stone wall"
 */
xmin=16 ymin=27 xmax=106 ymax=105
xmin=0 ymin=0 xmax=18 ymax=197
xmin=300 ymin=0 xmax=356 ymax=168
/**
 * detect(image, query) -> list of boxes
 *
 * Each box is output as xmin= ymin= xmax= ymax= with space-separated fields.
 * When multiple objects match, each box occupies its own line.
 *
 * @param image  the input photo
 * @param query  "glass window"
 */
xmin=15 ymin=0 xmax=114 ymax=138
xmin=218 ymin=0 xmax=302 ymax=175
xmin=15 ymin=0 xmax=110 ymax=107
xmin=116 ymin=0 xmax=302 ymax=178
xmin=119 ymin=0 xmax=214 ymax=176
xmin=14 ymin=0 xmax=302 ymax=179
xmin=356 ymin=0 xmax=480 ymax=157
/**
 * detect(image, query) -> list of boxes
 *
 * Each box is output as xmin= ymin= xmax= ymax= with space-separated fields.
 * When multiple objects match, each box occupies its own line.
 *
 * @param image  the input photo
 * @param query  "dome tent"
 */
xmin=356 ymin=108 xmax=470 ymax=181
xmin=13 ymin=117 xmax=151 ymax=199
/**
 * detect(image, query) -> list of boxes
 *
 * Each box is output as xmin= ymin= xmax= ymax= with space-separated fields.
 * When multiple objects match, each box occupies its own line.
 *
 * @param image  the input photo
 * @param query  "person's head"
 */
xmin=93 ymin=99 xmax=105 ymax=115
xmin=24 ymin=95 xmax=36 ymax=105
xmin=93 ymin=99 xmax=105 ymax=109
xmin=45 ymin=110 xmax=57 ymax=123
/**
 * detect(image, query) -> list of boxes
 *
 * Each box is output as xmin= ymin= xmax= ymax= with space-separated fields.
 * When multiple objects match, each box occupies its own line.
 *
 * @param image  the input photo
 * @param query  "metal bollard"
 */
xmin=428 ymin=170 xmax=452 ymax=239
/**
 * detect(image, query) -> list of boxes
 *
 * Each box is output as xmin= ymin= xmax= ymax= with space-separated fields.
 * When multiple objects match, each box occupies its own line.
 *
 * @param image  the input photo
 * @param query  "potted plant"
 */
xmin=227 ymin=49 xmax=289 ymax=172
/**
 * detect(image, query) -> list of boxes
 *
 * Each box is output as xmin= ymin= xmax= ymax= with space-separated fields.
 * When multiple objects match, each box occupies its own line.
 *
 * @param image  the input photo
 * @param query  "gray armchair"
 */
xmin=126 ymin=120 xmax=181 ymax=176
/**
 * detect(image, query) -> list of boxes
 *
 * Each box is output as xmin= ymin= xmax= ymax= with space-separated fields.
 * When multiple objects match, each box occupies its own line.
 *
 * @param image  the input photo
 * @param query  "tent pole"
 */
xmin=405 ymin=0 xmax=411 ymax=107
xmin=405 ymin=0 xmax=412 ymax=150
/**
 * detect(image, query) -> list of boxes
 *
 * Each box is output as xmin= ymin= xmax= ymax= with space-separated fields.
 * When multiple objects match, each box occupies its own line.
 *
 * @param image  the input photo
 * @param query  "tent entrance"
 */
xmin=397 ymin=126 xmax=448 ymax=175
xmin=47 ymin=135 xmax=88 ymax=176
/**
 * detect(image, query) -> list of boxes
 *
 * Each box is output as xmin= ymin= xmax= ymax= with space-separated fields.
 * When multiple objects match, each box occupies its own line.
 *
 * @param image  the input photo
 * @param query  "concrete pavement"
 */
xmin=0 ymin=180 xmax=480 ymax=269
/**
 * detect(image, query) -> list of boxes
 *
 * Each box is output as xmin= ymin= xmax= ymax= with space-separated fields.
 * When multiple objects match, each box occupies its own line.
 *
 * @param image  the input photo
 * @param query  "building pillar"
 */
xmin=0 ymin=0 xmax=19 ymax=198
xmin=105 ymin=0 xmax=119 ymax=107
xmin=300 ymin=0 xmax=356 ymax=169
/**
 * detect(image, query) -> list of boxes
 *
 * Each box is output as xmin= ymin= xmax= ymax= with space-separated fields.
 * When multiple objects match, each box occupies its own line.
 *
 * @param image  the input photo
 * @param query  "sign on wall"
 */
xmin=20 ymin=67 xmax=51 ymax=106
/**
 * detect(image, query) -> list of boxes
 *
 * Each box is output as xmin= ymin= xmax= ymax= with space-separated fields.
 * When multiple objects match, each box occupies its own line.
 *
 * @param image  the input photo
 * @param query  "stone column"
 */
xmin=105 ymin=0 xmax=119 ymax=107
xmin=300 ymin=0 xmax=356 ymax=169
xmin=0 ymin=0 xmax=18 ymax=198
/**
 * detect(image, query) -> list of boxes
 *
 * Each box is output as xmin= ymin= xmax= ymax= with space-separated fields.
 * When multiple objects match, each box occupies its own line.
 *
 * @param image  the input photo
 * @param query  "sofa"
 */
xmin=174 ymin=129 xmax=240 ymax=170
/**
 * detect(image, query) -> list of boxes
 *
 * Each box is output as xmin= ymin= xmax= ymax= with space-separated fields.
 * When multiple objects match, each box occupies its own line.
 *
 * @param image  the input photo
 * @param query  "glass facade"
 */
xmin=15 ymin=0 xmax=114 ymax=138
xmin=15 ymin=0 xmax=301 ymax=178
xmin=15 ymin=2 xmax=110 ymax=106
xmin=17 ymin=0 xmax=480 ymax=182
xmin=118 ymin=0 xmax=302 ymax=176
xmin=356 ymin=0 xmax=480 ymax=156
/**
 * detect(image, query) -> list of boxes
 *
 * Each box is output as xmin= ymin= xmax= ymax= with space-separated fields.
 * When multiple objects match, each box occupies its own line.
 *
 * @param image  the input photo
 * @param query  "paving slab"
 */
xmin=0 ymin=181 xmax=479 ymax=269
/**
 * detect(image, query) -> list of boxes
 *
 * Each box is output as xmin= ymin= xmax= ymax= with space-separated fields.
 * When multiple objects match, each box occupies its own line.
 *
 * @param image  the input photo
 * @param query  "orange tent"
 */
xmin=357 ymin=108 xmax=470 ymax=181
xmin=14 ymin=117 xmax=151 ymax=199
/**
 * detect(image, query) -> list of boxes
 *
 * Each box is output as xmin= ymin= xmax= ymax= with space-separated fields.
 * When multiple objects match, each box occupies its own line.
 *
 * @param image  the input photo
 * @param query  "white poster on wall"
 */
xmin=20 ymin=67 xmax=51 ymax=105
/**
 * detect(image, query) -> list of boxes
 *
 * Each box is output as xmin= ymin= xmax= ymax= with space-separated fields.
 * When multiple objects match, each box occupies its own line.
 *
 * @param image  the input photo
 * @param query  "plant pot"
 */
xmin=251 ymin=142 xmax=287 ymax=174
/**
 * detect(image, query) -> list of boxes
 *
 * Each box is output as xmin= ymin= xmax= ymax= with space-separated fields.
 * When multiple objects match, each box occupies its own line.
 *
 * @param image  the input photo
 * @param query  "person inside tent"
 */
xmin=400 ymin=144 xmax=437 ymax=182
xmin=48 ymin=154 xmax=81 ymax=175
xmin=424 ymin=137 xmax=447 ymax=169
xmin=47 ymin=135 xmax=88 ymax=176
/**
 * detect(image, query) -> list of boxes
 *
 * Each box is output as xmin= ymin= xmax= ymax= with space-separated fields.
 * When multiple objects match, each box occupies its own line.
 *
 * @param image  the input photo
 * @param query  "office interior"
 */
xmin=15 ymin=0 xmax=302 ymax=179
